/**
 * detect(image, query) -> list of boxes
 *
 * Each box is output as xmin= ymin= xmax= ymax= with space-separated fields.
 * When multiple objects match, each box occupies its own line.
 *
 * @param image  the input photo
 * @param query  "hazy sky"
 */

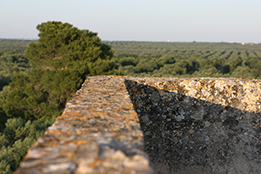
xmin=0 ymin=0 xmax=260 ymax=42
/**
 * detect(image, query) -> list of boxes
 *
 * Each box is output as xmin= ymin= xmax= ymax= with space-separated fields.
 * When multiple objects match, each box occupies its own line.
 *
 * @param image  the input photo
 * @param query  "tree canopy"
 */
xmin=1 ymin=21 xmax=117 ymax=121
xmin=26 ymin=21 xmax=115 ymax=75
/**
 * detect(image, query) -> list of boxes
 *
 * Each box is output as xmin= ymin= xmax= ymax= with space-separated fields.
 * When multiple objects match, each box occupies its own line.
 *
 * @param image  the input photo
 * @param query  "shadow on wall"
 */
xmin=125 ymin=79 xmax=261 ymax=174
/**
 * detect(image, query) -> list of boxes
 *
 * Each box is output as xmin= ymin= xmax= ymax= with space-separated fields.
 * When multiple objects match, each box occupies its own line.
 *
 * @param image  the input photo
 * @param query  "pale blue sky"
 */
xmin=0 ymin=0 xmax=260 ymax=42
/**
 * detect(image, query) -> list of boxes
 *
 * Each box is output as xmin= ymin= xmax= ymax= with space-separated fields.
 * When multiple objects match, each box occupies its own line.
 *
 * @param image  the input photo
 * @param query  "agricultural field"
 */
xmin=105 ymin=41 xmax=261 ymax=60
xmin=1 ymin=39 xmax=261 ymax=81
xmin=104 ymin=41 xmax=261 ymax=79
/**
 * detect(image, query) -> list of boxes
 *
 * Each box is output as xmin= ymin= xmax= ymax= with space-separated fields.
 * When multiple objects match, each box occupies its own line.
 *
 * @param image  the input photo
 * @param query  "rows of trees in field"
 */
xmin=0 ymin=22 xmax=118 ymax=174
xmin=105 ymin=41 xmax=261 ymax=60
xmin=104 ymin=41 xmax=261 ymax=79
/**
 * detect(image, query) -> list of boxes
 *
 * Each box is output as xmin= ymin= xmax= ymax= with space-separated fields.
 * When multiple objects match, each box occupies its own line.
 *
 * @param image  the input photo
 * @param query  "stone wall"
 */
xmin=15 ymin=76 xmax=261 ymax=174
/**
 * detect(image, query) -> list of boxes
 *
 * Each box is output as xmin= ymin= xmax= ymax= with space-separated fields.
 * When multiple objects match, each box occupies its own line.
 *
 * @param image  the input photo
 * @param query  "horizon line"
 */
xmin=0 ymin=38 xmax=260 ymax=44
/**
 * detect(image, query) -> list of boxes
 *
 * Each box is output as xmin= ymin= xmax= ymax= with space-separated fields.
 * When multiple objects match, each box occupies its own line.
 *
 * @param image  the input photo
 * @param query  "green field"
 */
xmin=105 ymin=41 xmax=261 ymax=59
xmin=103 ymin=41 xmax=261 ymax=79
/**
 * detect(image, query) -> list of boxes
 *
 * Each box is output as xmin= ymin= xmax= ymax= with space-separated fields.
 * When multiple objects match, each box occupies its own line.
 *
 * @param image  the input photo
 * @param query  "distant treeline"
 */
xmin=113 ymin=53 xmax=261 ymax=79
xmin=0 ymin=39 xmax=36 ymax=53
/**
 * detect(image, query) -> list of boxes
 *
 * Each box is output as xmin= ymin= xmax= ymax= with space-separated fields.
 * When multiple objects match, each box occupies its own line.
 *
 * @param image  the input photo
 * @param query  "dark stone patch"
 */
xmin=223 ymin=117 xmax=239 ymax=130
xmin=125 ymin=79 xmax=261 ymax=174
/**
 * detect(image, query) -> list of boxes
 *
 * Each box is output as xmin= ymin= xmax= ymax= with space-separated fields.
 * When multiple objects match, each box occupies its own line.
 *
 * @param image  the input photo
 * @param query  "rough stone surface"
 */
xmin=15 ymin=76 xmax=152 ymax=174
xmin=15 ymin=76 xmax=261 ymax=174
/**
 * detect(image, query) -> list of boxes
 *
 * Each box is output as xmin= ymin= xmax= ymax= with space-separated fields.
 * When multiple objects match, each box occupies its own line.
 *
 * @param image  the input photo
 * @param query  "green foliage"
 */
xmin=0 ymin=117 xmax=53 ymax=174
xmin=245 ymin=57 xmax=261 ymax=72
xmin=0 ymin=107 xmax=7 ymax=132
xmin=0 ymin=21 xmax=117 ymax=173
xmin=161 ymin=56 xmax=176 ymax=65
xmin=196 ymin=64 xmax=220 ymax=77
xmin=88 ymin=59 xmax=116 ymax=75
xmin=111 ymin=42 xmax=261 ymax=79
xmin=226 ymin=56 xmax=243 ymax=73
xmin=134 ymin=59 xmax=158 ymax=73
xmin=0 ymin=75 xmax=10 ymax=91
xmin=119 ymin=57 xmax=138 ymax=66
xmin=1 ymin=21 xmax=117 ymax=122
xmin=26 ymin=21 xmax=114 ymax=72
xmin=231 ymin=66 xmax=259 ymax=79
xmin=221 ymin=64 xmax=230 ymax=74
xmin=0 ymin=52 xmax=31 ymax=90
xmin=105 ymin=41 xmax=261 ymax=59
xmin=213 ymin=57 xmax=226 ymax=70
xmin=1 ymin=72 xmax=54 ymax=120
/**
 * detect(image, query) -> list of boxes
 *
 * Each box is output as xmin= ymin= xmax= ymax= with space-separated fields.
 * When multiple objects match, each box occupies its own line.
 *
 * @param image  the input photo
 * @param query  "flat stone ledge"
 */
xmin=126 ymin=77 xmax=261 ymax=113
xmin=15 ymin=76 xmax=261 ymax=174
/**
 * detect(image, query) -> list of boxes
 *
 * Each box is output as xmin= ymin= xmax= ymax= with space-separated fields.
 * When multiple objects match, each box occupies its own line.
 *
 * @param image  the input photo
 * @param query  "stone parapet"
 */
xmin=15 ymin=76 xmax=152 ymax=174
xmin=15 ymin=76 xmax=261 ymax=174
